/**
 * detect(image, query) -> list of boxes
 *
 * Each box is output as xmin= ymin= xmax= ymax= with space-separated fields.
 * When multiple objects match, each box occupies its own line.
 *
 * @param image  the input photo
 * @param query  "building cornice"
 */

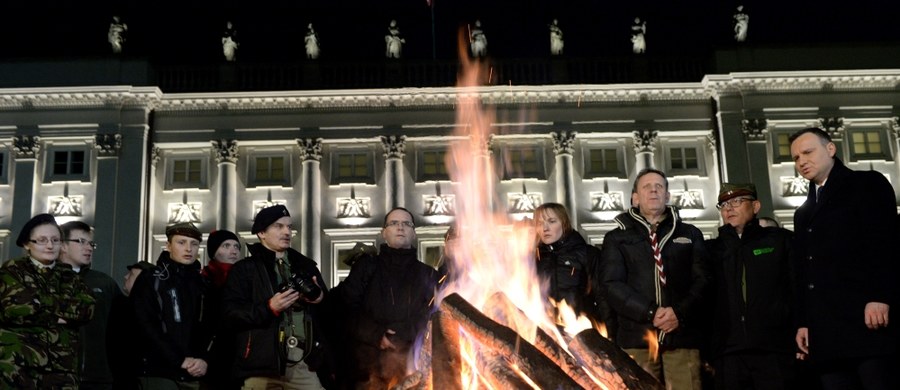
xmin=158 ymin=84 xmax=709 ymax=112
xmin=0 ymin=86 xmax=163 ymax=110
xmin=0 ymin=69 xmax=897 ymax=112
xmin=704 ymin=69 xmax=900 ymax=96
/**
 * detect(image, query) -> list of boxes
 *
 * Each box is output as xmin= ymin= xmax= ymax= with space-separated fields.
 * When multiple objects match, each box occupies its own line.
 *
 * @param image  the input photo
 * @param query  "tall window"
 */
xmin=849 ymin=130 xmax=886 ymax=160
xmin=335 ymin=152 xmax=372 ymax=183
xmin=587 ymin=148 xmax=620 ymax=175
xmin=420 ymin=150 xmax=449 ymax=181
xmin=506 ymin=147 xmax=542 ymax=179
xmin=172 ymin=159 xmax=202 ymax=185
xmin=669 ymin=147 xmax=699 ymax=171
xmin=254 ymin=156 xmax=286 ymax=184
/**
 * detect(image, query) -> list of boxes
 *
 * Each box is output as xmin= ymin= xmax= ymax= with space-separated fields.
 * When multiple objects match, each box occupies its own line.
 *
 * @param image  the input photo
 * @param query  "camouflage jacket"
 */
xmin=0 ymin=256 xmax=95 ymax=388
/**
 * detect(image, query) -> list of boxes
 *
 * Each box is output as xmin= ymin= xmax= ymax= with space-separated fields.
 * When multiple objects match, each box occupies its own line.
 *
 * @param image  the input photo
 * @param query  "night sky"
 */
xmin=1 ymin=0 xmax=898 ymax=63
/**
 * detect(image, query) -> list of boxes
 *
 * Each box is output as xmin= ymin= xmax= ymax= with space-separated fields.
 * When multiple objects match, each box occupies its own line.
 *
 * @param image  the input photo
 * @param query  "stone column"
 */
xmin=740 ymin=118 xmax=774 ymax=210
xmin=147 ymin=146 xmax=161 ymax=257
xmin=381 ymin=135 xmax=406 ymax=210
xmin=892 ymin=117 xmax=900 ymax=178
xmin=10 ymin=135 xmax=41 ymax=253
xmin=475 ymin=136 xmax=495 ymax=213
xmin=116 ymin=109 xmax=151 ymax=265
xmin=552 ymin=131 xmax=577 ymax=226
xmin=632 ymin=129 xmax=658 ymax=172
xmin=298 ymin=138 xmax=323 ymax=261
xmin=92 ymin=133 xmax=122 ymax=275
xmin=212 ymin=139 xmax=239 ymax=231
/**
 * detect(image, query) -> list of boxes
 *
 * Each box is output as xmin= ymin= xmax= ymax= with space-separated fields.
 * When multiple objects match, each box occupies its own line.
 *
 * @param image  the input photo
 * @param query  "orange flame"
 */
xmin=643 ymin=330 xmax=660 ymax=363
xmin=437 ymin=28 xmax=604 ymax=389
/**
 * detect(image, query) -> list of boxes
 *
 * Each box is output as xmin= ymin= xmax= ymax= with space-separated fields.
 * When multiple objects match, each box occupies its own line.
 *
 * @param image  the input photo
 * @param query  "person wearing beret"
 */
xmin=0 ymin=214 xmax=96 ymax=389
xmin=222 ymin=205 xmax=329 ymax=389
xmin=130 ymin=222 xmax=212 ymax=389
xmin=705 ymin=183 xmax=798 ymax=389
xmin=201 ymin=229 xmax=243 ymax=390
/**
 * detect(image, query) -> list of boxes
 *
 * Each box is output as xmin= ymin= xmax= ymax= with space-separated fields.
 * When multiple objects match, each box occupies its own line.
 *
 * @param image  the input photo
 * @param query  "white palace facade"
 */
xmin=1 ymin=69 xmax=899 ymax=286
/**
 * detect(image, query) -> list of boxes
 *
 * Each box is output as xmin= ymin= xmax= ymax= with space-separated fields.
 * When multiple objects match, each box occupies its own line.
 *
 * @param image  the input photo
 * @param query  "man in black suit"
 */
xmin=790 ymin=127 xmax=898 ymax=390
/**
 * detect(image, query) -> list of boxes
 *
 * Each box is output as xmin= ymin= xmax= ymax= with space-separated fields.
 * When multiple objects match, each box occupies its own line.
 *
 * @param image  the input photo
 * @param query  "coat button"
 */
xmin=808 ymin=283 xmax=815 ymax=290
xmin=807 ymin=228 xmax=813 ymax=233
xmin=808 ymin=256 xmax=813 ymax=261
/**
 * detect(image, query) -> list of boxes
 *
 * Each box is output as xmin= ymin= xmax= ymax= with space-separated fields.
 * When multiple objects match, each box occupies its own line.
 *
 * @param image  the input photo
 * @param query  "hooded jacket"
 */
xmin=600 ymin=206 xmax=710 ymax=349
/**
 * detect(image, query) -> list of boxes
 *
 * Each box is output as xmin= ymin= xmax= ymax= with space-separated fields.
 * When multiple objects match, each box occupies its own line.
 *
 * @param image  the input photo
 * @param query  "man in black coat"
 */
xmin=222 ymin=205 xmax=328 ymax=389
xmin=340 ymin=207 xmax=438 ymax=389
xmin=790 ymin=127 xmax=898 ymax=390
xmin=706 ymin=183 xmax=797 ymax=389
xmin=600 ymin=168 xmax=709 ymax=389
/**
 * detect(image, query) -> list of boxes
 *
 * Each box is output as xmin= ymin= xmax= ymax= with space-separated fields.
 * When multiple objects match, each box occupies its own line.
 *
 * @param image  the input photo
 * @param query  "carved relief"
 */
xmin=150 ymin=146 xmax=161 ymax=167
xmin=95 ymin=134 xmax=122 ymax=157
xmin=551 ymin=131 xmax=577 ymax=155
xmin=507 ymin=192 xmax=543 ymax=214
xmin=212 ymin=139 xmax=239 ymax=164
xmin=49 ymin=195 xmax=83 ymax=216
xmin=168 ymin=202 xmax=202 ymax=223
xmin=298 ymin=138 xmax=323 ymax=162
xmin=741 ymin=118 xmax=768 ymax=141
xmin=590 ymin=191 xmax=624 ymax=212
xmin=13 ymin=135 xmax=41 ymax=159
xmin=817 ymin=117 xmax=844 ymax=140
xmin=381 ymin=135 xmax=406 ymax=159
xmin=632 ymin=130 xmax=658 ymax=153
xmin=423 ymin=194 xmax=455 ymax=216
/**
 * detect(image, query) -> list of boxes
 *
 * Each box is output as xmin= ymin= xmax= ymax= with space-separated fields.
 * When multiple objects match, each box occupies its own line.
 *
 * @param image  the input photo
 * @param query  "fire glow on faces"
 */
xmin=536 ymin=209 xmax=564 ymax=245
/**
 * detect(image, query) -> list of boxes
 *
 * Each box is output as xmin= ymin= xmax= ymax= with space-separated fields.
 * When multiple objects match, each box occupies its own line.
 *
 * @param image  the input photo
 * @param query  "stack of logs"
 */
xmin=394 ymin=292 xmax=662 ymax=390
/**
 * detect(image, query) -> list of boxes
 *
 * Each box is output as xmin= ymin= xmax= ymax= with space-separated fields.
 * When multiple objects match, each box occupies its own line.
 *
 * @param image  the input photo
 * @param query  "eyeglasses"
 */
xmin=28 ymin=237 xmax=62 ymax=246
xmin=385 ymin=220 xmax=415 ymax=228
xmin=65 ymin=238 xmax=98 ymax=249
xmin=716 ymin=197 xmax=754 ymax=210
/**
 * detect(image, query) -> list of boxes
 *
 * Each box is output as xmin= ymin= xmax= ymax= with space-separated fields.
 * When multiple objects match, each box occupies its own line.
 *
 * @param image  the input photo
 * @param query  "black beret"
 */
xmin=165 ymin=222 xmax=202 ymax=242
xmin=207 ymin=230 xmax=240 ymax=260
xmin=252 ymin=205 xmax=290 ymax=234
xmin=16 ymin=214 xmax=59 ymax=247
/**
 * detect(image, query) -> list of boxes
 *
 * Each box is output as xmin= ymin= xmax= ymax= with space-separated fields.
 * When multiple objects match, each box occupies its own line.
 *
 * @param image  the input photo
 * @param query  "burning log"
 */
xmin=441 ymin=293 xmax=583 ymax=389
xmin=568 ymin=330 xmax=663 ymax=390
xmin=475 ymin=349 xmax=534 ymax=389
xmin=391 ymin=371 xmax=424 ymax=390
xmin=484 ymin=292 xmax=601 ymax=390
xmin=431 ymin=310 xmax=463 ymax=389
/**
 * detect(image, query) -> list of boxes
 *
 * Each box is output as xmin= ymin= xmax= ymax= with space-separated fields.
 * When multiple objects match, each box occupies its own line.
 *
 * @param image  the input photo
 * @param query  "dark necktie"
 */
xmin=816 ymin=186 xmax=824 ymax=203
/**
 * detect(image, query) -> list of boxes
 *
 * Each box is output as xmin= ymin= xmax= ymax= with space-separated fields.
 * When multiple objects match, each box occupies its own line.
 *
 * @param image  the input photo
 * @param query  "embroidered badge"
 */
xmin=753 ymin=247 xmax=775 ymax=255
xmin=672 ymin=237 xmax=692 ymax=244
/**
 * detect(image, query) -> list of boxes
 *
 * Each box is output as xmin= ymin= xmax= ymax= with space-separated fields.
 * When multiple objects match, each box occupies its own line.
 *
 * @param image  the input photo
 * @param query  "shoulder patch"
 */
xmin=672 ymin=237 xmax=692 ymax=244
xmin=752 ymin=247 xmax=775 ymax=255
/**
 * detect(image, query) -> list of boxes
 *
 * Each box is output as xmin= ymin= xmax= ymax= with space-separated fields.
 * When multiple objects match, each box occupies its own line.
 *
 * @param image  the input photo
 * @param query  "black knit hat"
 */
xmin=16 ymin=213 xmax=59 ymax=247
xmin=252 ymin=205 xmax=290 ymax=234
xmin=165 ymin=222 xmax=202 ymax=242
xmin=207 ymin=230 xmax=240 ymax=260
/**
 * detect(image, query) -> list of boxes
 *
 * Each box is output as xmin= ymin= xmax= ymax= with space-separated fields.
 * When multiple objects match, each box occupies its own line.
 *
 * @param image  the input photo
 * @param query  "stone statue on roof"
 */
xmin=733 ymin=5 xmax=749 ymax=42
xmin=470 ymin=20 xmax=488 ymax=58
xmin=108 ymin=16 xmax=127 ymax=54
xmin=222 ymin=21 xmax=239 ymax=62
xmin=305 ymin=23 xmax=320 ymax=59
xmin=549 ymin=19 xmax=564 ymax=56
xmin=385 ymin=20 xmax=405 ymax=59
xmin=631 ymin=17 xmax=646 ymax=54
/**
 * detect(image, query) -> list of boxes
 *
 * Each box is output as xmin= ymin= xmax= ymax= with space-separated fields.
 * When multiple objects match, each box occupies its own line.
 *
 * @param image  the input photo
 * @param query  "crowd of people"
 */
xmin=1 ymin=126 xmax=897 ymax=390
